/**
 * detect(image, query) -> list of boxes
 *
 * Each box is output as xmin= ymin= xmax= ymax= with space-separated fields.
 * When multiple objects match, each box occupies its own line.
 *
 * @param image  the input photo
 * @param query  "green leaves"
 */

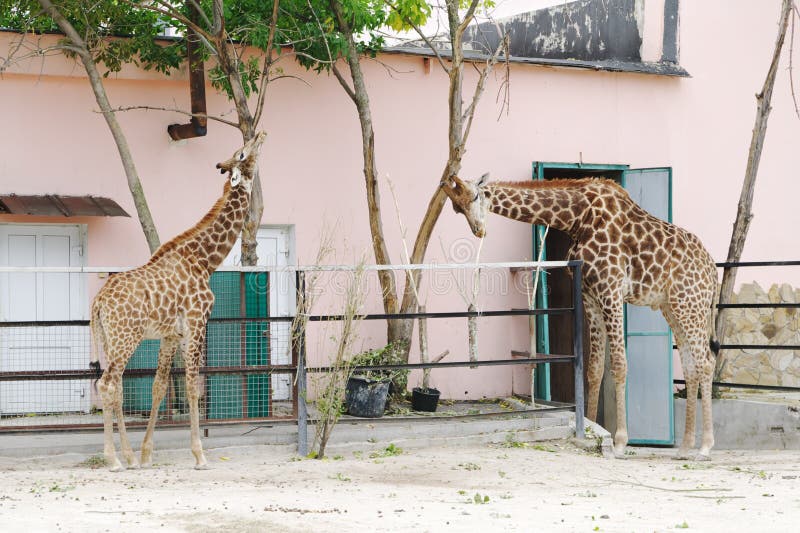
xmin=1 ymin=0 xmax=184 ymax=75
xmin=386 ymin=0 xmax=431 ymax=32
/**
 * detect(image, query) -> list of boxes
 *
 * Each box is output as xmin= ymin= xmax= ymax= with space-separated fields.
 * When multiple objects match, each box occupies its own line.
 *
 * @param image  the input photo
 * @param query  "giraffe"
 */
xmin=441 ymin=173 xmax=719 ymax=460
xmin=89 ymin=132 xmax=266 ymax=471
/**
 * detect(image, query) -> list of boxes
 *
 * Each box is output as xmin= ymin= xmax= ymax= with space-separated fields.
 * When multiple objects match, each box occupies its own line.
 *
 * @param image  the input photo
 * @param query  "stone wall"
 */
xmin=720 ymin=282 xmax=800 ymax=387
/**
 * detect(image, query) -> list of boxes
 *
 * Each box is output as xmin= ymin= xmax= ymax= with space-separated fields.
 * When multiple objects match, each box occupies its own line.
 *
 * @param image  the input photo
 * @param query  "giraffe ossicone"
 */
xmin=443 ymin=173 xmax=718 ymax=460
xmin=90 ymin=132 xmax=266 ymax=471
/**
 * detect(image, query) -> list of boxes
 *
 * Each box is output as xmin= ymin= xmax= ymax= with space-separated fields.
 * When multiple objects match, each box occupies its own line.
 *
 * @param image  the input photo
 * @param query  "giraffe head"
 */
xmin=441 ymin=173 xmax=490 ymax=238
xmin=215 ymin=132 xmax=267 ymax=193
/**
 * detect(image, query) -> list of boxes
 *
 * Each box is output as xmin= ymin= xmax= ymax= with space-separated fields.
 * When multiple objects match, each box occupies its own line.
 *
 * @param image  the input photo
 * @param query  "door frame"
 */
xmin=531 ymin=163 xmax=675 ymax=445
xmin=531 ymin=162 xmax=629 ymax=400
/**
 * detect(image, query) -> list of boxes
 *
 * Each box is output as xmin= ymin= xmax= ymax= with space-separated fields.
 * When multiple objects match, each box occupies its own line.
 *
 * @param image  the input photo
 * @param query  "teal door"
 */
xmin=532 ymin=162 xmax=628 ymax=401
xmin=123 ymin=272 xmax=270 ymax=419
xmin=206 ymin=272 xmax=270 ymax=419
xmin=622 ymin=168 xmax=674 ymax=445
xmin=531 ymin=163 xmax=674 ymax=444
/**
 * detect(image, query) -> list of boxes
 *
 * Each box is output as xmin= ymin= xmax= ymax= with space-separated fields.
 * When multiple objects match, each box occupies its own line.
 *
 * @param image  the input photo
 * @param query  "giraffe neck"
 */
xmin=149 ymin=180 xmax=251 ymax=274
xmin=486 ymin=181 xmax=592 ymax=236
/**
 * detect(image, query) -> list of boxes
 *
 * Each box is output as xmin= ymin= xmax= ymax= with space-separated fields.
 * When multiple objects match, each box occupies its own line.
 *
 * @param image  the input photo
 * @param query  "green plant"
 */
xmin=502 ymin=432 xmax=529 ymax=448
xmin=369 ymin=443 xmax=403 ymax=458
xmin=471 ymin=493 xmax=490 ymax=504
xmin=350 ymin=343 xmax=408 ymax=387
xmin=78 ymin=455 xmax=108 ymax=469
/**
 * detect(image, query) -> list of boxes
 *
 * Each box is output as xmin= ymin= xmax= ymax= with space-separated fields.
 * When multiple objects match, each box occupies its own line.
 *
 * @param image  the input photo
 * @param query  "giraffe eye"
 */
xmin=239 ymin=152 xmax=245 ymax=161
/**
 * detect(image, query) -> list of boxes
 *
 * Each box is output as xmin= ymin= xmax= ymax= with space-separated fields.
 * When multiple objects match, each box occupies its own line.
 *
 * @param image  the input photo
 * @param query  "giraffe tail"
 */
xmin=709 ymin=276 xmax=721 ymax=357
xmin=89 ymin=302 xmax=105 ymax=382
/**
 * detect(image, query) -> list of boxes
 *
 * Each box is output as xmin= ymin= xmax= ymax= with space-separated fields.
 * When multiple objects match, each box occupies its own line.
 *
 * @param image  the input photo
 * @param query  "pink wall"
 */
xmin=2 ymin=1 xmax=799 ymax=399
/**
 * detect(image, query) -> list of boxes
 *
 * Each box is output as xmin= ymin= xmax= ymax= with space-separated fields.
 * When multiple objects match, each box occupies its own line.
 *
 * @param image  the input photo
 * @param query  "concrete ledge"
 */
xmin=570 ymin=418 xmax=614 ymax=458
xmin=0 ymin=411 xmax=578 ymax=460
xmin=675 ymin=398 xmax=800 ymax=449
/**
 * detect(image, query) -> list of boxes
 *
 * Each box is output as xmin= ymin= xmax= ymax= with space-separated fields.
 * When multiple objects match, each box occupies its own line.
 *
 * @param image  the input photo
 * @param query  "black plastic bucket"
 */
xmin=411 ymin=387 xmax=440 ymax=412
xmin=346 ymin=376 xmax=390 ymax=418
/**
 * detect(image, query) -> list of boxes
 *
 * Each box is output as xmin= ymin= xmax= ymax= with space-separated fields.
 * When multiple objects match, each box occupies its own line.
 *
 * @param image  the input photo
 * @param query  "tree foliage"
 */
xmin=0 ymin=0 xmax=183 ymax=75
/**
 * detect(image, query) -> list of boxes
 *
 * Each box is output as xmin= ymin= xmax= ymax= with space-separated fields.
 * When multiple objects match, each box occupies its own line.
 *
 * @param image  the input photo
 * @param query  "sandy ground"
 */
xmin=0 ymin=440 xmax=799 ymax=532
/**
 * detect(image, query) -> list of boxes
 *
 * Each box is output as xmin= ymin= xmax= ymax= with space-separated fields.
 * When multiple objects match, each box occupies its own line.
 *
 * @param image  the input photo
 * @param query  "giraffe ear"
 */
xmin=477 ymin=173 xmax=490 ymax=187
xmin=230 ymin=167 xmax=242 ymax=187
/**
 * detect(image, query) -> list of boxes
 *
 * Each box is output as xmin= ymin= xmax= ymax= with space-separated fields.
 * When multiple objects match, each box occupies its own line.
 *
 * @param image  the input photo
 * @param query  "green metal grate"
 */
xmin=123 ymin=272 xmax=271 ymax=421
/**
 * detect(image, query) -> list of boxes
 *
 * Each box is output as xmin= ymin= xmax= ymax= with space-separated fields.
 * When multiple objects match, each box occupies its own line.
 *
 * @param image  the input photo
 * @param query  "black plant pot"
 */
xmin=346 ymin=376 xmax=390 ymax=418
xmin=411 ymin=387 xmax=440 ymax=412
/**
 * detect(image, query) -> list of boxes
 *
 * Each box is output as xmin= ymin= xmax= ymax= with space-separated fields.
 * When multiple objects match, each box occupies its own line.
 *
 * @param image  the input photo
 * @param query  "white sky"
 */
xmin=387 ymin=0 xmax=572 ymax=44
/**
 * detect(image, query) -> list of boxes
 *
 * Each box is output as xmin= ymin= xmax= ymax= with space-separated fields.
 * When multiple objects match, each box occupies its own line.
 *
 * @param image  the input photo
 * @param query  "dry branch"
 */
xmin=715 ymin=0 xmax=793 ymax=377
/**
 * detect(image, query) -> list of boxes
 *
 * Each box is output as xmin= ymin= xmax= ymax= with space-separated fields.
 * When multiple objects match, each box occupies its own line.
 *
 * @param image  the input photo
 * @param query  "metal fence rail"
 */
xmin=0 ymin=261 xmax=587 ymax=455
xmin=672 ymin=260 xmax=800 ymax=393
xmin=0 ymin=270 xmax=294 ymax=430
xmin=291 ymin=261 xmax=586 ymax=455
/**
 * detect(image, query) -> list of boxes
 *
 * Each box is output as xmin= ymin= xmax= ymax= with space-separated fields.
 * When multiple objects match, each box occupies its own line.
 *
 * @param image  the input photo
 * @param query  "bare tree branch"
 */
xmin=715 ymin=0 xmax=793 ymax=377
xmin=456 ymin=0 xmax=481 ymax=36
xmin=101 ymin=105 xmax=241 ymax=128
xmin=253 ymin=0 xmax=281 ymax=126
xmin=790 ymin=4 xmax=800 ymax=119
xmin=332 ymin=63 xmax=357 ymax=103
xmin=186 ymin=0 xmax=213 ymax=30
xmin=461 ymin=33 xmax=508 ymax=146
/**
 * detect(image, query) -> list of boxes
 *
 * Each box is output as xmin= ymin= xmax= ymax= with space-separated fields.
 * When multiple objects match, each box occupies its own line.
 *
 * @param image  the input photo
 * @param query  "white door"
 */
xmin=0 ymin=224 xmax=89 ymax=414
xmin=225 ymin=227 xmax=294 ymax=400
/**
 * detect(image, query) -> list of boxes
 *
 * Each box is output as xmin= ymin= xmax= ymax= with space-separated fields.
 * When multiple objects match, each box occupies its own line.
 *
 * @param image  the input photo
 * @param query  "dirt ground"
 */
xmin=1 ymin=439 xmax=799 ymax=532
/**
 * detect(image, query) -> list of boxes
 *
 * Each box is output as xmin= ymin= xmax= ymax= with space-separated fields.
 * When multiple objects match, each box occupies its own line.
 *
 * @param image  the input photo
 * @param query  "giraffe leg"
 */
xmin=696 ymin=372 xmax=714 ymax=459
xmin=113 ymin=376 xmax=139 ymax=469
xmin=97 ymin=370 xmax=123 ymax=472
xmin=585 ymin=299 xmax=607 ymax=422
xmin=676 ymin=375 xmax=699 ymax=459
xmin=141 ymin=337 xmax=179 ymax=468
xmin=669 ymin=305 xmax=715 ymax=461
xmin=602 ymin=300 xmax=628 ymax=457
xmin=184 ymin=322 xmax=209 ymax=470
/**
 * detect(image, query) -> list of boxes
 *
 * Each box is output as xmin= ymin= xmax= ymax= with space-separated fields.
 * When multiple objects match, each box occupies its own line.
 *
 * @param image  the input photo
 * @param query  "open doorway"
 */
xmin=532 ymin=162 xmax=675 ymax=445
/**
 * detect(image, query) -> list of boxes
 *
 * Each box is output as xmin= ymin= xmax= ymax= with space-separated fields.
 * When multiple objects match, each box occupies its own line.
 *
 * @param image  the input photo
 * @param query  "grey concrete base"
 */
xmin=675 ymin=398 xmax=800 ymax=450
xmin=0 ymin=411 xmax=582 ymax=460
xmin=570 ymin=418 xmax=614 ymax=458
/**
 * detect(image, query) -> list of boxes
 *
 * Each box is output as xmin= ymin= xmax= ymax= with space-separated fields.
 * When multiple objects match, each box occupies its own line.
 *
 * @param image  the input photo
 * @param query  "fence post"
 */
xmin=572 ymin=262 xmax=585 ymax=438
xmin=295 ymin=271 xmax=309 ymax=457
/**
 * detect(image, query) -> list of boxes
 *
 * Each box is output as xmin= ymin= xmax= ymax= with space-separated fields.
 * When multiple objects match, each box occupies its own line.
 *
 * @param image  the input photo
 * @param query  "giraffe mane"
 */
xmin=147 ymin=181 xmax=233 ymax=264
xmin=489 ymin=177 xmax=624 ymax=192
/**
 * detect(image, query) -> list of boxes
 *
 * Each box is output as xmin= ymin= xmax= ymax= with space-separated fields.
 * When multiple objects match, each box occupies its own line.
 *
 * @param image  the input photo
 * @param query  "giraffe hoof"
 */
xmin=194 ymin=463 xmax=210 ymax=471
xmin=694 ymin=453 xmax=711 ymax=462
xmin=673 ymin=450 xmax=692 ymax=461
xmin=126 ymin=462 xmax=141 ymax=470
xmin=108 ymin=462 xmax=124 ymax=472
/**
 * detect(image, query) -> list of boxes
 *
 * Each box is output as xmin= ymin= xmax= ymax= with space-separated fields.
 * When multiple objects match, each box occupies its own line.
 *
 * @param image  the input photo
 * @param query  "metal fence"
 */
xmin=292 ymin=261 xmax=586 ymax=455
xmin=0 ymin=268 xmax=295 ymax=430
xmin=0 ymin=261 xmax=586 ymax=450
xmin=673 ymin=260 xmax=800 ymax=393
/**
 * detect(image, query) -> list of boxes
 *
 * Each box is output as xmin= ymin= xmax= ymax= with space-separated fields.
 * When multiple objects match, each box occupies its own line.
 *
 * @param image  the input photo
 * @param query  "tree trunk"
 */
xmin=397 ymin=1 xmax=470 ymax=347
xmin=329 ymin=0 xmax=400 ymax=343
xmin=37 ymin=0 xmax=161 ymax=253
xmin=214 ymin=25 xmax=263 ymax=266
xmin=715 ymin=0 xmax=792 ymax=377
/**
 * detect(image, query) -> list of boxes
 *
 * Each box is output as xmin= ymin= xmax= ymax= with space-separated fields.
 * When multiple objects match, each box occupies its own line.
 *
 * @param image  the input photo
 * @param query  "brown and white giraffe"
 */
xmin=89 ymin=132 xmax=266 ymax=470
xmin=441 ymin=174 xmax=719 ymax=460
